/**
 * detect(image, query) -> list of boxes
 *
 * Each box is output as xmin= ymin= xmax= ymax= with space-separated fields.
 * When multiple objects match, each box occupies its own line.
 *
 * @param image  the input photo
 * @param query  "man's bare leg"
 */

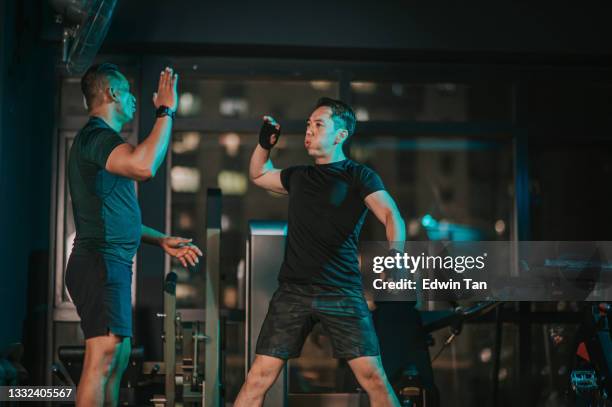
xmin=348 ymin=355 xmax=400 ymax=407
xmin=76 ymin=334 xmax=122 ymax=407
xmin=234 ymin=354 xmax=285 ymax=407
xmin=104 ymin=337 xmax=131 ymax=406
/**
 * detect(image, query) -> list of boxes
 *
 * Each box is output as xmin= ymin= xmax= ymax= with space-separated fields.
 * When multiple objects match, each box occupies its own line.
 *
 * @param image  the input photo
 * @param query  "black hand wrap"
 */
xmin=259 ymin=121 xmax=281 ymax=150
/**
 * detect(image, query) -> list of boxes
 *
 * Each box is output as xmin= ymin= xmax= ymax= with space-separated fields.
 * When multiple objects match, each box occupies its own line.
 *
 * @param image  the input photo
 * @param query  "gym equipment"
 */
xmin=205 ymin=189 xmax=223 ymax=407
xmin=245 ymin=220 xmax=289 ymax=407
xmin=570 ymin=302 xmax=612 ymax=406
xmin=391 ymin=301 xmax=501 ymax=407
xmin=153 ymin=188 xmax=223 ymax=406
xmin=154 ymin=272 xmax=209 ymax=406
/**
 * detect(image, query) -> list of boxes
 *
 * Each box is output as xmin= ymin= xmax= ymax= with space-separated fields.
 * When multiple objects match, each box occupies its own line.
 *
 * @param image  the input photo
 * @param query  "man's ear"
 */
xmin=107 ymin=86 xmax=118 ymax=102
xmin=335 ymin=129 xmax=349 ymax=145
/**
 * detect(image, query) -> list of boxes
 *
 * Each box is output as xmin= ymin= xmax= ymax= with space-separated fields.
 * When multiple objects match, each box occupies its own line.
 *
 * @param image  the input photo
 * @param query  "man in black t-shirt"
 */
xmin=66 ymin=64 xmax=202 ymax=406
xmin=235 ymin=98 xmax=405 ymax=407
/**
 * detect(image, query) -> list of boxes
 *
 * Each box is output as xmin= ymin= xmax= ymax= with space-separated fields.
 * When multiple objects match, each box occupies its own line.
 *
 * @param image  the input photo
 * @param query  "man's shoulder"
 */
xmin=345 ymin=159 xmax=378 ymax=177
xmin=73 ymin=118 xmax=121 ymax=152
xmin=283 ymin=164 xmax=310 ymax=175
xmin=76 ymin=117 xmax=116 ymax=141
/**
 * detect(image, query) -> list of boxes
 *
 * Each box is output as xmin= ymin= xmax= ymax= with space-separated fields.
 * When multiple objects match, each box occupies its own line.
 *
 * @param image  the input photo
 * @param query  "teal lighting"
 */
xmin=421 ymin=214 xmax=437 ymax=228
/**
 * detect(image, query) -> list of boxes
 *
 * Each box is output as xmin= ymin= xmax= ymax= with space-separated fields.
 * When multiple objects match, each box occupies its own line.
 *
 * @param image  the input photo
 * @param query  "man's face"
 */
xmin=304 ymin=106 xmax=343 ymax=157
xmin=110 ymin=73 xmax=136 ymax=123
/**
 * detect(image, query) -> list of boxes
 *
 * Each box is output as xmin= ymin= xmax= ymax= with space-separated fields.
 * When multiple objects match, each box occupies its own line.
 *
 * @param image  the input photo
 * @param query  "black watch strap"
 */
xmin=156 ymin=105 xmax=176 ymax=120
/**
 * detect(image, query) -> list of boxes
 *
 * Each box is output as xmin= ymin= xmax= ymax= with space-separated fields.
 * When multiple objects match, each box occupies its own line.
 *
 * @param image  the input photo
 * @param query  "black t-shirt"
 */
xmin=68 ymin=116 xmax=142 ymax=265
xmin=279 ymin=159 xmax=385 ymax=290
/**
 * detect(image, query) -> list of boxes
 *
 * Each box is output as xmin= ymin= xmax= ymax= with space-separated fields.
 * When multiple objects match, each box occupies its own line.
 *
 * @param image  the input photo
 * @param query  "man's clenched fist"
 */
xmin=259 ymin=115 xmax=281 ymax=150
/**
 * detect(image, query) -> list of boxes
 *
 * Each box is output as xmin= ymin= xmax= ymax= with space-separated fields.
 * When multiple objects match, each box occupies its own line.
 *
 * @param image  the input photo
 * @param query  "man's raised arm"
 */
xmin=249 ymin=115 xmax=287 ymax=194
xmin=106 ymin=67 xmax=178 ymax=181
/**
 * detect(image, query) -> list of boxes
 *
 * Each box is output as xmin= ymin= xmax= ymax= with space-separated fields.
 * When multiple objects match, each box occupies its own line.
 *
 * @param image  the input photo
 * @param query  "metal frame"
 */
xmin=0 ymin=0 xmax=5 ymax=160
xmin=245 ymin=221 xmax=289 ymax=407
xmin=205 ymin=188 xmax=223 ymax=407
xmin=162 ymin=272 xmax=177 ymax=406
xmin=511 ymin=82 xmax=532 ymax=406
xmin=52 ymin=132 xmax=78 ymax=319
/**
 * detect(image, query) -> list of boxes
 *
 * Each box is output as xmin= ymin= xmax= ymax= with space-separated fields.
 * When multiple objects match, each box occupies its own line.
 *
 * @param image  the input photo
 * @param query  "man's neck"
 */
xmin=314 ymin=148 xmax=347 ymax=165
xmin=89 ymin=108 xmax=123 ymax=133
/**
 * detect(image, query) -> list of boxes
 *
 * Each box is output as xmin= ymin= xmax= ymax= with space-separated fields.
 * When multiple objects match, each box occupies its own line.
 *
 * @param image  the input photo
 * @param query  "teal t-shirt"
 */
xmin=68 ymin=116 xmax=141 ymax=265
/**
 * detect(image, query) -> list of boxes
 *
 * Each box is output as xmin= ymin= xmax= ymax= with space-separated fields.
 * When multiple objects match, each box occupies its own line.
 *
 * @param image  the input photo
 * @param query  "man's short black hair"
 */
xmin=81 ymin=63 xmax=122 ymax=110
xmin=315 ymin=97 xmax=357 ymax=137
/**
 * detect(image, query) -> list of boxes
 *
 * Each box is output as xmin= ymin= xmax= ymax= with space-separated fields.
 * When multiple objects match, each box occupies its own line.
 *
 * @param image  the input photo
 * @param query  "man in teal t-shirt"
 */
xmin=66 ymin=63 xmax=202 ymax=406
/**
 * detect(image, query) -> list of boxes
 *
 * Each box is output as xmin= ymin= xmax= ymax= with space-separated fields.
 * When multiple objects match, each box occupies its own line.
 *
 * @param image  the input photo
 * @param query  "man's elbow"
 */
xmin=122 ymin=151 xmax=154 ymax=181
xmin=133 ymin=166 xmax=153 ymax=182
xmin=249 ymin=169 xmax=266 ymax=184
xmin=385 ymin=209 xmax=404 ymax=227
xmin=250 ymin=174 xmax=264 ymax=188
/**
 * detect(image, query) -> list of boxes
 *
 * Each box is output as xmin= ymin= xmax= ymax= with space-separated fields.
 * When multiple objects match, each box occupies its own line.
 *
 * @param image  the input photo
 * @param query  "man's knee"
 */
xmin=85 ymin=336 xmax=122 ymax=379
xmin=363 ymin=368 xmax=388 ymax=391
xmin=245 ymin=367 xmax=275 ymax=391
xmin=244 ymin=357 xmax=283 ymax=392
xmin=351 ymin=358 xmax=390 ymax=393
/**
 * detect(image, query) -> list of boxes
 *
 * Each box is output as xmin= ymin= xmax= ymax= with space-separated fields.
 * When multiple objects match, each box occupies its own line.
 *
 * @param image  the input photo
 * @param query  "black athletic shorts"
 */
xmin=65 ymin=249 xmax=133 ymax=339
xmin=255 ymin=282 xmax=380 ymax=360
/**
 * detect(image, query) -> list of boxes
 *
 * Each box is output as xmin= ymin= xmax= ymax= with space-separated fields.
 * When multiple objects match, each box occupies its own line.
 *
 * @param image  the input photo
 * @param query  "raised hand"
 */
xmin=259 ymin=115 xmax=281 ymax=150
xmin=152 ymin=67 xmax=179 ymax=112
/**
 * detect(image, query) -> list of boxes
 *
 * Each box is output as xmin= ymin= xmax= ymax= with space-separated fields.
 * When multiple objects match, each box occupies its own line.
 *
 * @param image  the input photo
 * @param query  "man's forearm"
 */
xmin=386 ymin=212 xmax=406 ymax=251
xmin=249 ymin=144 xmax=273 ymax=180
xmin=387 ymin=213 xmax=424 ymax=308
xmin=141 ymin=224 xmax=167 ymax=246
xmin=132 ymin=116 xmax=173 ymax=178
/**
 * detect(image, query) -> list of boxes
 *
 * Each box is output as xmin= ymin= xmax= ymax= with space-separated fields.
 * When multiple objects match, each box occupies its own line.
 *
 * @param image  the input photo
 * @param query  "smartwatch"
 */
xmin=156 ymin=105 xmax=176 ymax=120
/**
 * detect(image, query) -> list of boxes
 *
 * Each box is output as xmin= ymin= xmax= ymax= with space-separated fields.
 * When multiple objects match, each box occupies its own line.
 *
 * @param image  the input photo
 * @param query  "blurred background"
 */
xmin=1 ymin=1 xmax=612 ymax=406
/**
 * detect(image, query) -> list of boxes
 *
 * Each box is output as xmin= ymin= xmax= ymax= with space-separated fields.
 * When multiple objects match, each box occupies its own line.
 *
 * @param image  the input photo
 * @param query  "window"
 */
xmin=177 ymin=79 xmax=340 ymax=120
xmin=349 ymin=81 xmax=513 ymax=122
